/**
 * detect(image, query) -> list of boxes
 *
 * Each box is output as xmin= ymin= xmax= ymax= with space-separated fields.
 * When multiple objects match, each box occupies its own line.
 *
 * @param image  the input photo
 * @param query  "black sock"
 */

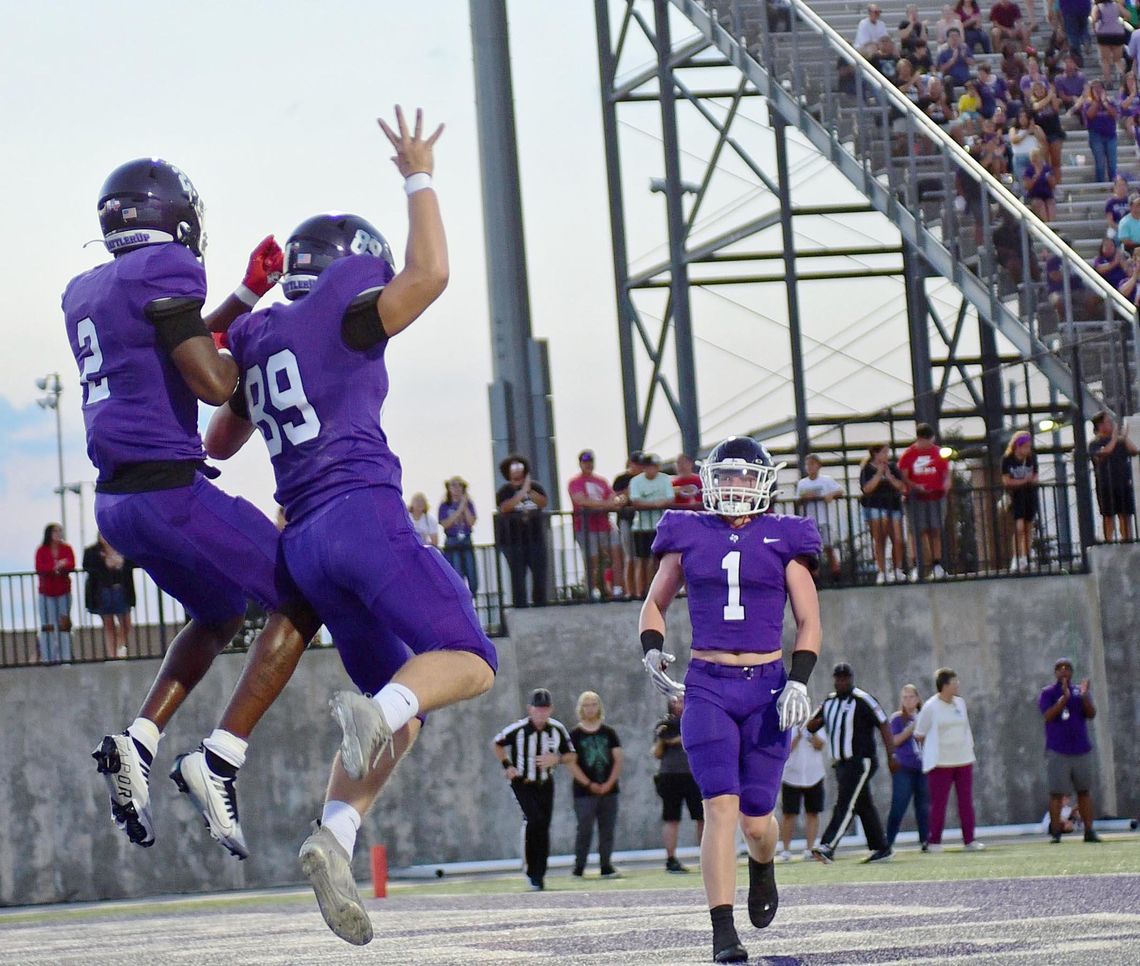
xmin=710 ymin=904 xmax=739 ymax=951
xmin=204 ymin=748 xmax=238 ymax=780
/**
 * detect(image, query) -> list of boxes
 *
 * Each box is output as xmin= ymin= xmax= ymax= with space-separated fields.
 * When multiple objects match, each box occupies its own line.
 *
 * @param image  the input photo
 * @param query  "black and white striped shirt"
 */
xmin=818 ymin=688 xmax=888 ymax=761
xmin=494 ymin=716 xmax=575 ymax=783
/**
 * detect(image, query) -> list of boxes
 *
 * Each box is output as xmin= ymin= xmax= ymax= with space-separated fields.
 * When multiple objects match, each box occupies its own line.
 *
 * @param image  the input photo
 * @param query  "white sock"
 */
xmin=203 ymin=729 xmax=248 ymax=769
xmin=127 ymin=718 xmax=161 ymax=760
xmin=321 ymin=800 xmax=361 ymax=858
xmin=370 ymin=683 xmax=419 ymax=733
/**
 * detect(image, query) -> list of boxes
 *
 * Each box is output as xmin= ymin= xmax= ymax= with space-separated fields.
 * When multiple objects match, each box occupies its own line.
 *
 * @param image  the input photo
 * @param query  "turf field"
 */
xmin=2 ymin=836 xmax=1137 ymax=964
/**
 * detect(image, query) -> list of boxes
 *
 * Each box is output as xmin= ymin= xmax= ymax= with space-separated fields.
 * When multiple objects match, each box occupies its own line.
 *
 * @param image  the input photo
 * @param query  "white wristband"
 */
xmin=404 ymin=172 xmax=433 ymax=196
xmin=233 ymin=284 xmax=259 ymax=308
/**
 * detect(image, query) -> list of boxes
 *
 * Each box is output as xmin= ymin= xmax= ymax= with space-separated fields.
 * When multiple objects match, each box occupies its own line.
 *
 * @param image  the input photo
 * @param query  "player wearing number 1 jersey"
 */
xmin=65 ymin=158 xmax=319 ymax=860
xmin=204 ymin=107 xmax=497 ymax=946
xmin=638 ymin=436 xmax=823 ymax=964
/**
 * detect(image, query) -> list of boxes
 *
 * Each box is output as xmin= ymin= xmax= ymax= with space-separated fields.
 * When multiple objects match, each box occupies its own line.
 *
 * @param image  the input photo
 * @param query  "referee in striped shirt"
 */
xmin=492 ymin=688 xmax=577 ymax=891
xmin=806 ymin=662 xmax=898 ymax=864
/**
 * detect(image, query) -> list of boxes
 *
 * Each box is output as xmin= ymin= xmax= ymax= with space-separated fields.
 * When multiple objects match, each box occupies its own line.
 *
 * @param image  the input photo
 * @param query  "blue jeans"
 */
xmin=1062 ymin=9 xmax=1089 ymax=53
xmin=443 ymin=540 xmax=479 ymax=595
xmin=886 ymin=767 xmax=930 ymax=846
xmin=38 ymin=593 xmax=73 ymax=664
xmin=1088 ymin=128 xmax=1118 ymax=184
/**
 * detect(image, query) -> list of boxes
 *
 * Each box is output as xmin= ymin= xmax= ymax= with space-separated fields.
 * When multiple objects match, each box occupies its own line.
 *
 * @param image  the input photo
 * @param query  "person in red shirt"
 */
xmin=671 ymin=453 xmax=703 ymax=508
xmin=35 ymin=522 xmax=76 ymax=664
xmin=898 ymin=424 xmax=951 ymax=581
xmin=989 ymin=0 xmax=1029 ymax=51
xmin=568 ymin=449 xmax=625 ymax=600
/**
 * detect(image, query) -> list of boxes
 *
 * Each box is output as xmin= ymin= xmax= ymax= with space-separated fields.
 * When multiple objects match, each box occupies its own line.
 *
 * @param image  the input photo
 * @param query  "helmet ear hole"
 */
xmin=176 ymin=221 xmax=191 ymax=243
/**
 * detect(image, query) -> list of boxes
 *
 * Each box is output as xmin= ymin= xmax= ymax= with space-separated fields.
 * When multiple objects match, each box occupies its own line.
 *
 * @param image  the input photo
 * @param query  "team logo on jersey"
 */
xmin=729 ymin=533 xmax=740 ymax=543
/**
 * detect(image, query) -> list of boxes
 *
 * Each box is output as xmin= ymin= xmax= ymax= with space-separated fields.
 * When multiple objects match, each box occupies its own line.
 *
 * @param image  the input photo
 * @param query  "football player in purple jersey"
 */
xmin=68 ymin=158 xmax=321 ymax=860
xmin=203 ymin=107 xmax=497 ymax=946
xmin=638 ymin=436 xmax=822 ymax=964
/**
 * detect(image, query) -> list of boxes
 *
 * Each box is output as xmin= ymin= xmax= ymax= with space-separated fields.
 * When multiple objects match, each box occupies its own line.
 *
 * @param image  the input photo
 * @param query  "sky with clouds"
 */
xmin=0 ymin=1 xmax=953 ymax=572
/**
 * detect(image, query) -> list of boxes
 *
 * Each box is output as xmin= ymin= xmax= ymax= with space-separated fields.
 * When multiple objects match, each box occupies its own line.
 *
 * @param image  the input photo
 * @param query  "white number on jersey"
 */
xmin=243 ymin=349 xmax=321 ymax=457
xmin=721 ymin=550 xmax=746 ymax=621
xmin=77 ymin=317 xmax=110 ymax=405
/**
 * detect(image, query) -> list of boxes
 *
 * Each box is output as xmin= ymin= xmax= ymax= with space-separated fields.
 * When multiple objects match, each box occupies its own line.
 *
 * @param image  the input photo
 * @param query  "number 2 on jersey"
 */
xmin=721 ymin=550 xmax=745 ymax=621
xmin=244 ymin=349 xmax=321 ymax=456
xmin=77 ymin=317 xmax=110 ymax=405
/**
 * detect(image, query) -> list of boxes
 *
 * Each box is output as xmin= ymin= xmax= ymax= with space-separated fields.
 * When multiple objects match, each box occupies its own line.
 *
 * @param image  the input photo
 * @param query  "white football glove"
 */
xmin=777 ymin=680 xmax=811 ymax=731
xmin=643 ymin=648 xmax=685 ymax=697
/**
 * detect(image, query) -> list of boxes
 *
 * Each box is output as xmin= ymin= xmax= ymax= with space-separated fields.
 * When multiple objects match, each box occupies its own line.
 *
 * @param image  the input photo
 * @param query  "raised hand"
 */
xmin=378 ymin=106 xmax=444 ymax=179
xmin=242 ymin=235 xmax=283 ymax=297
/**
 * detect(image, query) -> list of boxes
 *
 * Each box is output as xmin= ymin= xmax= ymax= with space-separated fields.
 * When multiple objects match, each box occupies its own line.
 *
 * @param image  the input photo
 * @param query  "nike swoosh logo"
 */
xmin=763 ymin=537 xmax=781 ymax=544
xmin=771 ymin=687 xmax=783 ymax=695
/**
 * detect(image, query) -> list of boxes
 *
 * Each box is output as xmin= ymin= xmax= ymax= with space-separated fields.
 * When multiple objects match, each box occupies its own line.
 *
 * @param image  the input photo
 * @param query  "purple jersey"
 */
xmin=227 ymin=255 xmax=398 ymax=522
xmin=62 ymin=244 xmax=207 ymax=482
xmin=652 ymin=510 xmax=821 ymax=654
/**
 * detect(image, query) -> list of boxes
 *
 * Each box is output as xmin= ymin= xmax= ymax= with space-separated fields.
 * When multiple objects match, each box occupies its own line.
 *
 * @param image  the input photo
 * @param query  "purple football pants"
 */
xmin=95 ymin=475 xmax=293 ymax=626
xmin=681 ymin=657 xmax=791 ymax=816
xmin=281 ymin=486 xmax=498 ymax=696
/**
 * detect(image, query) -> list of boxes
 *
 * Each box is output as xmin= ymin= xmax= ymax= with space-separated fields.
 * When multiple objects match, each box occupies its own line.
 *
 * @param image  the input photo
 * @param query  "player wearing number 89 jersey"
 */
xmin=638 ymin=436 xmax=822 ymax=963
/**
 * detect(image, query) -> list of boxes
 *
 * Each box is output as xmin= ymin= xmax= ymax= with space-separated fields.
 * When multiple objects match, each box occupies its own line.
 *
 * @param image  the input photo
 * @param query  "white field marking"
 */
xmin=865 ymin=937 xmax=1140 ymax=966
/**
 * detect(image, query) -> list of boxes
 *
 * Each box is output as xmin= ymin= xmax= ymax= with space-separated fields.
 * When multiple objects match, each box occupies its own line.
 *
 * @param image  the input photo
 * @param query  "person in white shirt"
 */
xmin=795 ymin=455 xmax=844 ymax=579
xmin=779 ymin=723 xmax=828 ymax=860
xmin=855 ymin=3 xmax=890 ymax=55
xmin=407 ymin=492 xmax=439 ymax=547
xmin=914 ymin=668 xmax=984 ymax=851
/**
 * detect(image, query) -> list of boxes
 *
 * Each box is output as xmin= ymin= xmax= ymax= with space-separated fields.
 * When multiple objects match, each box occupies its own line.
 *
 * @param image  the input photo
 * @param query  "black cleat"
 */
xmin=713 ymin=942 xmax=749 ymax=963
xmin=1049 ymin=824 xmax=1062 ymax=844
xmin=1084 ymin=830 xmax=1102 ymax=843
xmin=665 ymin=856 xmax=689 ymax=874
xmin=862 ymin=848 xmax=894 ymax=864
xmin=747 ymin=858 xmax=778 ymax=928
xmin=811 ymin=844 xmax=834 ymax=864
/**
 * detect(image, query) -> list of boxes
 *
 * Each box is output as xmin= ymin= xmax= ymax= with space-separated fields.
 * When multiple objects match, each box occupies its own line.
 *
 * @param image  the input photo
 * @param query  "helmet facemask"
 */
xmin=700 ymin=459 xmax=783 ymax=516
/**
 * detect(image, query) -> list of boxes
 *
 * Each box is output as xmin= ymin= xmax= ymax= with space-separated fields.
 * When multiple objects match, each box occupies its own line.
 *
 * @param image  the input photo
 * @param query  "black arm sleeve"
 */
xmin=340 ymin=288 xmax=387 ymax=351
xmin=227 ymin=379 xmax=249 ymax=420
xmin=144 ymin=297 xmax=210 ymax=353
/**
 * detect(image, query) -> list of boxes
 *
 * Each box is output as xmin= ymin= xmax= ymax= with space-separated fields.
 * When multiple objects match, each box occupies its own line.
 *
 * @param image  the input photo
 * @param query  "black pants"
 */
xmin=512 ymin=779 xmax=555 ymax=882
xmin=573 ymin=793 xmax=619 ymax=871
xmin=820 ymin=757 xmax=887 ymax=852
xmin=502 ymin=539 xmax=547 ymax=607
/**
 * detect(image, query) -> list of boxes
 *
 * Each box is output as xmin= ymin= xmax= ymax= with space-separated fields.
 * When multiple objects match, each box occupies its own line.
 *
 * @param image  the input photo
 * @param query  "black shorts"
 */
xmin=781 ymin=779 xmax=824 ymax=816
xmin=633 ymin=530 xmax=657 ymax=560
xmin=656 ymin=772 xmax=704 ymax=822
xmin=1097 ymin=484 xmax=1136 ymax=518
xmin=1011 ymin=489 xmax=1038 ymax=522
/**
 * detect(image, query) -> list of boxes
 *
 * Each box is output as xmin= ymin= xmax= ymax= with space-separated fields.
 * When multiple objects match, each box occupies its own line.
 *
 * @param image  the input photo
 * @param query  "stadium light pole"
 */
xmin=35 ymin=372 xmax=67 ymax=538
xmin=55 ymin=482 xmax=88 ymax=552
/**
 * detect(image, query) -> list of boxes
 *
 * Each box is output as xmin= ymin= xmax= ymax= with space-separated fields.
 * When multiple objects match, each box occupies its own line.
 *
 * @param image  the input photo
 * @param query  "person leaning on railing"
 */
xmin=1088 ymin=410 xmax=1138 ymax=542
xmin=34 ymin=522 xmax=75 ymax=665
xmin=495 ymin=454 xmax=549 ymax=608
xmin=859 ymin=444 xmax=908 ymax=585
xmin=83 ymin=533 xmax=136 ymax=659
xmin=1001 ymin=431 xmax=1040 ymax=573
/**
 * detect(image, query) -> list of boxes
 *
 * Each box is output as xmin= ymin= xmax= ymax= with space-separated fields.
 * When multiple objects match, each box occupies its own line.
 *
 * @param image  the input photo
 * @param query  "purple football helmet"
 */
xmin=281 ymin=212 xmax=395 ymax=300
xmin=700 ymin=436 xmax=785 ymax=516
xmin=98 ymin=158 xmax=205 ymax=256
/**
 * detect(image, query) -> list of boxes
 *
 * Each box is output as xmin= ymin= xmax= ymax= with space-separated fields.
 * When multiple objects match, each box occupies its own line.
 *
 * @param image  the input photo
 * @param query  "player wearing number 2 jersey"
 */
xmin=638 ymin=436 xmax=823 ymax=964
xmin=204 ymin=107 xmax=497 ymax=946
xmin=65 ymin=157 xmax=319 ymax=861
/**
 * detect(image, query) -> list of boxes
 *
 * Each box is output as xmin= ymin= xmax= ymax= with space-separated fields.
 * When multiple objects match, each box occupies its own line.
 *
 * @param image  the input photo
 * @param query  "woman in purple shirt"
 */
xmin=1104 ymin=174 xmax=1131 ymax=236
xmin=1079 ymin=80 xmax=1119 ymax=183
xmin=439 ymin=475 xmax=479 ymax=595
xmin=885 ymin=684 xmax=930 ymax=850
xmin=1093 ymin=237 xmax=1128 ymax=290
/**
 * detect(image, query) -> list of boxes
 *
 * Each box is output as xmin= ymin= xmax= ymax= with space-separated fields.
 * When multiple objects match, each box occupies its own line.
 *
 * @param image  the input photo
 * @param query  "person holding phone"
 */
xmin=1039 ymin=658 xmax=1102 ymax=844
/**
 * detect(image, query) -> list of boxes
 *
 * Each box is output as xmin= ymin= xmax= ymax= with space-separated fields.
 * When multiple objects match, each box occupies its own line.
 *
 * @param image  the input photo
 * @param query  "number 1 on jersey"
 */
xmin=721 ymin=550 xmax=745 ymax=621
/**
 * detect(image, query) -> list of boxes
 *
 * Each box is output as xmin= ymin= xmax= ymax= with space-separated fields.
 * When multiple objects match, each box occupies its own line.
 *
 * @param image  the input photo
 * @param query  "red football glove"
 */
xmin=242 ymin=235 xmax=284 ymax=297
xmin=212 ymin=330 xmax=230 ymax=351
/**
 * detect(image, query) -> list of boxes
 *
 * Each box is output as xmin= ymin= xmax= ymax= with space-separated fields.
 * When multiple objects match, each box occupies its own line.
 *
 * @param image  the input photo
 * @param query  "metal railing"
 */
xmin=675 ymin=0 xmax=1139 ymax=415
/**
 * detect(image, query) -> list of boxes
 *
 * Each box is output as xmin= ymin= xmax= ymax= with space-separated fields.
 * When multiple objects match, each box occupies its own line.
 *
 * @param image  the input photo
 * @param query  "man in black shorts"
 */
xmin=1089 ymin=411 xmax=1138 ymax=542
xmin=779 ymin=723 xmax=827 ymax=861
xmin=653 ymin=694 xmax=704 ymax=873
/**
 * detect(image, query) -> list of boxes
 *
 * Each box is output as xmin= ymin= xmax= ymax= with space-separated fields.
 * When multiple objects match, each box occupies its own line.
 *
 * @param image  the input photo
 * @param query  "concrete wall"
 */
xmin=2 ymin=546 xmax=1137 ymax=906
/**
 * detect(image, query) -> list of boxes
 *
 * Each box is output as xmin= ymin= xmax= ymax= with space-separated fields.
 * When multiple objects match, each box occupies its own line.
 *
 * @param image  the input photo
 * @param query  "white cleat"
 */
xmin=330 ymin=691 xmax=393 ymax=781
xmin=92 ymin=733 xmax=155 ymax=847
xmin=931 ymin=563 xmax=948 ymax=580
xmin=300 ymin=824 xmax=373 ymax=945
xmin=169 ymin=750 xmax=249 ymax=859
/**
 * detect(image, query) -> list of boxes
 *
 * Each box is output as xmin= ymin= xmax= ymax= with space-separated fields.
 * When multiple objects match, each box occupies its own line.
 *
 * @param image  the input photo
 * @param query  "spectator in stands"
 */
xmin=1093 ymin=236 xmax=1128 ymax=290
xmin=439 ymin=476 xmax=479 ymax=595
xmin=1030 ymin=80 xmax=1067 ymax=183
xmin=796 ymin=454 xmax=845 ymax=580
xmin=83 ymin=533 xmax=136 ymax=659
xmin=1001 ymin=431 xmax=1040 ymax=571
xmin=1045 ymin=244 xmax=1102 ymax=318
xmin=924 ymin=76 xmax=956 ymax=125
xmin=1024 ymin=146 xmax=1058 ymax=219
xmin=991 ymin=0 xmax=1031 ymax=50
xmin=1043 ymin=21 xmax=1074 ymax=74
xmin=568 ymin=691 xmax=624 ymax=879
xmin=914 ymin=668 xmax=984 ymax=851
xmin=495 ymin=454 xmax=549 ymax=607
xmin=869 ymin=35 xmax=901 ymax=80
xmin=779 ymin=723 xmax=827 ymax=861
xmin=1126 ymin=15 xmax=1140 ymax=78
xmin=886 ymin=684 xmax=930 ymax=851
xmin=1104 ymin=175 xmax=1132 ymax=236
xmin=899 ymin=424 xmax=951 ymax=581
xmin=628 ymin=453 xmax=673 ymax=598
xmin=938 ymin=27 xmax=975 ymax=93
xmin=672 ymin=453 xmax=703 ymax=508
xmin=1000 ymin=45 xmax=1028 ymax=102
xmin=1010 ymin=108 xmax=1048 ymax=181
xmin=1019 ymin=55 xmax=1050 ymax=100
xmin=898 ymin=4 xmax=930 ymax=54
xmin=1088 ymin=410 xmax=1138 ymax=541
xmin=1092 ymin=0 xmax=1128 ymax=87
xmin=860 ymin=443 xmax=908 ymax=584
xmin=1039 ymin=658 xmax=1103 ymax=844
xmin=895 ymin=57 xmax=921 ymax=101
xmin=568 ymin=449 xmax=624 ymax=601
xmin=34 ymin=523 xmax=74 ymax=665
xmin=767 ymin=0 xmax=793 ymax=34
xmin=957 ymin=0 xmax=994 ymax=51
xmin=976 ymin=63 xmax=1010 ymax=117
xmin=1053 ymin=53 xmax=1087 ymax=111
xmin=654 ymin=694 xmax=704 ymax=874
xmin=911 ymin=35 xmax=936 ymax=72
xmin=1058 ymin=0 xmax=1092 ymax=64
xmin=408 ymin=492 xmax=438 ymax=547
xmin=936 ymin=4 xmax=964 ymax=44
xmin=1118 ymin=73 xmax=1140 ymax=158
xmin=855 ymin=3 xmax=890 ymax=56
xmin=612 ymin=451 xmax=644 ymax=598
xmin=976 ymin=117 xmax=1010 ymax=175
xmin=1117 ymin=247 xmax=1140 ymax=303
xmin=1114 ymin=194 xmax=1140 ymax=251
xmin=958 ymin=79 xmax=984 ymax=119
xmin=1078 ymin=80 xmax=1119 ymax=183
